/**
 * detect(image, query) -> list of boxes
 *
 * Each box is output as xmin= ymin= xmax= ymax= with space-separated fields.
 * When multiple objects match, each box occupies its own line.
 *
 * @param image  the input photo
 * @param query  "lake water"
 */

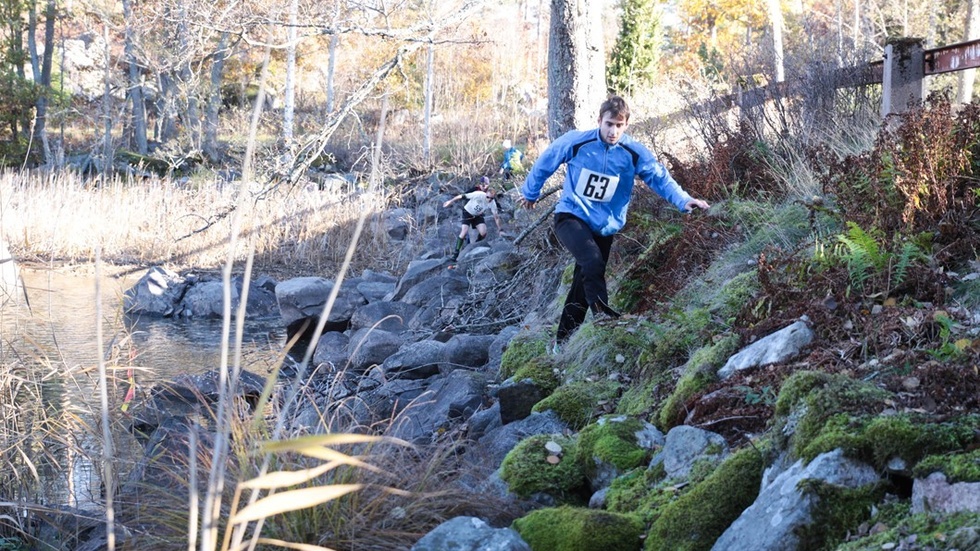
xmin=1 ymin=267 xmax=288 ymax=508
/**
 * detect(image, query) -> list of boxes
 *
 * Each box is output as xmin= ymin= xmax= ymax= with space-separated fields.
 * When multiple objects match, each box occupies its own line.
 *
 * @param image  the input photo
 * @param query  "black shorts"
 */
xmin=462 ymin=210 xmax=485 ymax=226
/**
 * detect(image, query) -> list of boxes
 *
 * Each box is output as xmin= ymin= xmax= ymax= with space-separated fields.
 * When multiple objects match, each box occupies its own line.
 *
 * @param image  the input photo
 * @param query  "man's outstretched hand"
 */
xmin=518 ymin=198 xmax=537 ymax=209
xmin=684 ymin=199 xmax=710 ymax=213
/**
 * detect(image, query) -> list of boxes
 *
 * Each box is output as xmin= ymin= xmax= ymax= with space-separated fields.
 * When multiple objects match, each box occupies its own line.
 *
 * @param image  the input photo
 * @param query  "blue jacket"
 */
xmin=520 ymin=128 xmax=692 ymax=236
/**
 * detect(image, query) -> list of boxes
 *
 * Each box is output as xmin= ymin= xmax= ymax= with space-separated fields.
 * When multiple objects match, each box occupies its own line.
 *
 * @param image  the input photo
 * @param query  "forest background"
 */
xmin=0 ymin=0 xmax=977 ymax=271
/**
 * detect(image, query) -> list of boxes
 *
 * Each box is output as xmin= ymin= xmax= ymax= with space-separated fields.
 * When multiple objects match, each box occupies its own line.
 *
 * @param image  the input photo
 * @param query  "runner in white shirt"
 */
xmin=443 ymin=177 xmax=502 ymax=261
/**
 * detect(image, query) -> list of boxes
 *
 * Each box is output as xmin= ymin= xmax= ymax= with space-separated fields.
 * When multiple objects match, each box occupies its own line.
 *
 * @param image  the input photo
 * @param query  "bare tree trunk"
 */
xmin=123 ymin=0 xmax=148 ymax=154
xmin=157 ymin=73 xmax=178 ymax=143
xmin=178 ymin=4 xmax=200 ymax=150
xmin=546 ymin=0 xmax=606 ymax=139
xmin=957 ymin=0 xmax=980 ymax=104
xmin=423 ymin=43 xmax=434 ymax=163
xmin=283 ymin=0 xmax=298 ymax=160
xmin=326 ymin=1 xmax=342 ymax=114
xmin=766 ymin=0 xmax=785 ymax=83
xmin=203 ymin=32 xmax=230 ymax=162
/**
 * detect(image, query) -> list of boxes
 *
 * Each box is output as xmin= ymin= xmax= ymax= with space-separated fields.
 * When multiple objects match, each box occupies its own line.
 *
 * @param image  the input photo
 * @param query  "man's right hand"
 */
xmin=518 ymin=198 xmax=536 ymax=209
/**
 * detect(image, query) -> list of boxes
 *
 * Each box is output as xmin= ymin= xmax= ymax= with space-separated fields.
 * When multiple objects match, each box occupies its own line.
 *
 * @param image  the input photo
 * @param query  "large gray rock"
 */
xmin=411 ymin=516 xmax=530 ymax=551
xmin=401 ymin=275 xmax=469 ymax=307
xmin=347 ymin=328 xmax=405 ymax=372
xmin=711 ymin=448 xmax=879 ymax=551
xmin=486 ymin=326 xmax=520 ymax=374
xmin=388 ymin=369 xmax=487 ymax=443
xmin=350 ymin=300 xmax=419 ymax=333
xmin=312 ymin=331 xmax=351 ymax=371
xmin=123 ymin=266 xmax=187 ymax=317
xmin=275 ymin=276 xmax=366 ymax=329
xmin=173 ymin=277 xmax=278 ymax=319
xmin=912 ymin=472 xmax=980 ymax=514
xmin=382 ymin=208 xmax=413 ymax=240
xmin=356 ymin=281 xmax=395 ymax=303
xmin=387 ymin=258 xmax=452 ymax=301
xmin=497 ymin=378 xmax=547 ymax=425
xmin=129 ymin=369 xmax=266 ymax=439
xmin=381 ymin=340 xmax=446 ymax=379
xmin=652 ymin=425 xmax=729 ymax=480
xmin=717 ymin=319 xmax=814 ymax=379
xmin=443 ymin=334 xmax=497 ymax=370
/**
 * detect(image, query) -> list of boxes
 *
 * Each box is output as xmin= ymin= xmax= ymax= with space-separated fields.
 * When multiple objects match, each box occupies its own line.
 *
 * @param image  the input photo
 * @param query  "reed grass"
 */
xmin=0 ymin=169 xmax=408 ymax=277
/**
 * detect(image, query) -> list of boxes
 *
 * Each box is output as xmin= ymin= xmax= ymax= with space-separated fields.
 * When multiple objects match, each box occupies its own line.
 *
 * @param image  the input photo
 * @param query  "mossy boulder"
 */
xmin=532 ymin=380 xmax=621 ymax=430
xmin=574 ymin=416 xmax=660 ymax=490
xmin=773 ymin=371 xmax=890 ymax=458
xmin=512 ymin=506 xmax=644 ymax=551
xmin=915 ymin=447 xmax=980 ymax=483
xmin=500 ymin=333 xmax=549 ymax=380
xmin=644 ymin=446 xmax=765 ymax=551
xmin=499 ymin=434 xmax=586 ymax=503
xmin=605 ymin=463 xmax=675 ymax=524
xmin=511 ymin=356 xmax=562 ymax=395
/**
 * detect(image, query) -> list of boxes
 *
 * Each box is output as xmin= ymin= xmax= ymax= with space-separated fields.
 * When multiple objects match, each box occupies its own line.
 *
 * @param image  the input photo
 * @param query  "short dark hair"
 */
xmin=599 ymin=95 xmax=630 ymax=121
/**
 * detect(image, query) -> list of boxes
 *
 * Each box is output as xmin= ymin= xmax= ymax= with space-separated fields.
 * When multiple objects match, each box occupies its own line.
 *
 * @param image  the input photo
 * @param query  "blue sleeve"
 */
xmin=520 ymin=134 xmax=575 ymax=201
xmin=635 ymin=144 xmax=692 ymax=212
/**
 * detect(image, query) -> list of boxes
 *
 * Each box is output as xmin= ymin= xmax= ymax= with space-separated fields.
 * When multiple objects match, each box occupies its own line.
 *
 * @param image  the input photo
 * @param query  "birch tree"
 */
xmin=957 ymin=0 xmax=980 ymax=104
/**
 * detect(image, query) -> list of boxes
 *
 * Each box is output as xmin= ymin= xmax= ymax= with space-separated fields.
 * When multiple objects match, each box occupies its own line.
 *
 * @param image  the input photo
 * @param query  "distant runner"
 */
xmin=499 ymin=139 xmax=524 ymax=180
xmin=443 ymin=176 xmax=502 ymax=261
xmin=519 ymin=95 xmax=710 ymax=353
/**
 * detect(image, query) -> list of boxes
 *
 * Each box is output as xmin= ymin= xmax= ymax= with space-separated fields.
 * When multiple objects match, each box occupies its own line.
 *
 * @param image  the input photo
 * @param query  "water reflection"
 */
xmin=1 ymin=267 xmax=287 ymax=508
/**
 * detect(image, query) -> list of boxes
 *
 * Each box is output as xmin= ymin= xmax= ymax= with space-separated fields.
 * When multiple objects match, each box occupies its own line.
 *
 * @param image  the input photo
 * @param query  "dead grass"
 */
xmin=0 ymin=169 xmax=408 ymax=276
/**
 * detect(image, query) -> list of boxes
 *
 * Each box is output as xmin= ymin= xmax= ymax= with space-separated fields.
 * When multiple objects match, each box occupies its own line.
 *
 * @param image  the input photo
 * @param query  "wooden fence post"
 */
xmin=881 ymin=38 xmax=925 ymax=117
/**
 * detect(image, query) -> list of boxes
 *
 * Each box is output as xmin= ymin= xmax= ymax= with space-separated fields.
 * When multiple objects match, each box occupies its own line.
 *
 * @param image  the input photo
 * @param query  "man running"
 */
xmin=518 ymin=95 xmax=710 ymax=352
xmin=443 ymin=177 xmax=502 ymax=261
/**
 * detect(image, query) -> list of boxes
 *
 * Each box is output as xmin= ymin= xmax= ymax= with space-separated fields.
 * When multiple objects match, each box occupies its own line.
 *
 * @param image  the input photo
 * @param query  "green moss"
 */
xmin=708 ymin=270 xmax=760 ymax=322
xmin=798 ymin=412 xmax=979 ymax=471
xmin=772 ymin=371 xmax=892 ymax=461
xmin=512 ymin=506 xmax=645 ymax=551
xmin=616 ymin=378 xmax=661 ymax=416
xmin=836 ymin=510 xmax=980 ymax=551
xmin=773 ymin=370 xmax=832 ymax=416
xmin=648 ymin=308 xmax=715 ymax=367
xmin=795 ymin=480 xmax=885 ymax=551
xmin=605 ymin=465 xmax=673 ymax=524
xmin=511 ymin=356 xmax=562 ymax=395
xmin=532 ymin=380 xmax=621 ymax=430
xmin=657 ymin=334 xmax=740 ymax=429
xmin=644 ymin=447 xmax=765 ymax=551
xmin=574 ymin=416 xmax=653 ymax=477
xmin=915 ymin=447 xmax=980 ymax=483
xmin=499 ymin=333 xmax=549 ymax=380
xmin=500 ymin=434 xmax=586 ymax=503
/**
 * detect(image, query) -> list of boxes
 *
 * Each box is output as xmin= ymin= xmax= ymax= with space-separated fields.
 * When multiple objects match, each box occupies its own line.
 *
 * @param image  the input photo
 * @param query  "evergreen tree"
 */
xmin=607 ymin=0 xmax=662 ymax=95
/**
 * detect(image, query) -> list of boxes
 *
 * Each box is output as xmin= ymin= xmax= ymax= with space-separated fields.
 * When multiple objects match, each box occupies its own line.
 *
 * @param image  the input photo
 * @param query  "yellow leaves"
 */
xmin=231 ymin=485 xmax=364 ymax=524
xmin=228 ymin=432 xmax=415 ymax=530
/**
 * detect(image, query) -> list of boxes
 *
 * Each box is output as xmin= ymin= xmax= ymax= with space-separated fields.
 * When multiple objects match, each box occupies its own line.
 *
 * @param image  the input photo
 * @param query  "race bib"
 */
xmin=574 ymin=168 xmax=619 ymax=203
